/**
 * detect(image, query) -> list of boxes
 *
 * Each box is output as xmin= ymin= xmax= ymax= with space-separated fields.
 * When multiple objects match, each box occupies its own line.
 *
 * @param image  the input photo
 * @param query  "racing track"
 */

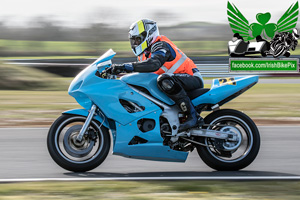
xmin=0 ymin=126 xmax=299 ymax=181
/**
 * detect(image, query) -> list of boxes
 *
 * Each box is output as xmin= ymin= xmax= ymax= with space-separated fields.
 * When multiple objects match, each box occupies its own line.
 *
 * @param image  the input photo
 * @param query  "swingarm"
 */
xmin=172 ymin=126 xmax=241 ymax=143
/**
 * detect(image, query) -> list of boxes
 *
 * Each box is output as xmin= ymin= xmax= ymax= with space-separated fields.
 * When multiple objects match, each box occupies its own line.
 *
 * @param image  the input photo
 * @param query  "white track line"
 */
xmin=0 ymin=176 xmax=300 ymax=182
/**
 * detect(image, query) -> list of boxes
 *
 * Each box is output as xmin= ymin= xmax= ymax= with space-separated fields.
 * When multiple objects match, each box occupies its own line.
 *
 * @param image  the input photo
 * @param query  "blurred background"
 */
xmin=1 ymin=0 xmax=300 ymax=58
xmin=0 ymin=1 xmax=300 ymax=198
xmin=0 ymin=0 xmax=299 ymax=127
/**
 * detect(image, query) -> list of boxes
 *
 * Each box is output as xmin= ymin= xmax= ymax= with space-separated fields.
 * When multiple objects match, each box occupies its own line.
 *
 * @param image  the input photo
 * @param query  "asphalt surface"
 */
xmin=0 ymin=126 xmax=299 ymax=179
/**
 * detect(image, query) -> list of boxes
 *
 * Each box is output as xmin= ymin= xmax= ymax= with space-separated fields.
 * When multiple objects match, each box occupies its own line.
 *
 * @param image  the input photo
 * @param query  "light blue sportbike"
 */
xmin=47 ymin=49 xmax=260 ymax=172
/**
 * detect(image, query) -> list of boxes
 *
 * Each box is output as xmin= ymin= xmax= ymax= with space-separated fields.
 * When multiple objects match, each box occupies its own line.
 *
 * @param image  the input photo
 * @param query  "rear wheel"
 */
xmin=196 ymin=109 xmax=260 ymax=171
xmin=261 ymin=51 xmax=267 ymax=57
xmin=230 ymin=53 xmax=245 ymax=57
xmin=47 ymin=114 xmax=111 ymax=172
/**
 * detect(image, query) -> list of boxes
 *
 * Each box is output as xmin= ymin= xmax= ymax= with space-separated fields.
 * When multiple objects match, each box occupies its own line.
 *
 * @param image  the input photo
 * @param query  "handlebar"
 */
xmin=97 ymin=67 xmax=117 ymax=79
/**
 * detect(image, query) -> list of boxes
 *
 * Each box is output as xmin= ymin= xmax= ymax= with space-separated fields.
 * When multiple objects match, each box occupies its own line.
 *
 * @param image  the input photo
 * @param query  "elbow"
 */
xmin=151 ymin=60 xmax=163 ymax=71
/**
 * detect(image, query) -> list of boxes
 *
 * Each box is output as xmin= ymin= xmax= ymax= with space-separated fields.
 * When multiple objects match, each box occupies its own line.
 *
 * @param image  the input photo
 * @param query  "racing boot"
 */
xmin=177 ymin=97 xmax=204 ymax=133
xmin=156 ymin=74 xmax=204 ymax=132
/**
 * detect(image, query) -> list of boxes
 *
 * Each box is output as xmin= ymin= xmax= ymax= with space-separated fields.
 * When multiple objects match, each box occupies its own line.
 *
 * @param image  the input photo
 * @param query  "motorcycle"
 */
xmin=47 ymin=49 xmax=260 ymax=172
xmin=269 ymin=31 xmax=298 ymax=58
xmin=228 ymin=34 xmax=269 ymax=57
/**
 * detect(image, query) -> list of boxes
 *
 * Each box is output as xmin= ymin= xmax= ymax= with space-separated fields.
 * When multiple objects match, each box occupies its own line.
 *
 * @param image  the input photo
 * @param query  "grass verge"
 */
xmin=1 ymin=39 xmax=300 ymax=58
xmin=0 ymin=61 xmax=70 ymax=90
xmin=0 ymin=181 xmax=300 ymax=199
xmin=0 ymin=40 xmax=228 ymax=58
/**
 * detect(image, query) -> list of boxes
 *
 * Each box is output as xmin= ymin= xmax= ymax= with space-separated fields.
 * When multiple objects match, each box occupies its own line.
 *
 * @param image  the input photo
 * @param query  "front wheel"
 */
xmin=47 ymin=114 xmax=111 ymax=172
xmin=197 ymin=109 xmax=260 ymax=171
xmin=273 ymin=45 xmax=286 ymax=58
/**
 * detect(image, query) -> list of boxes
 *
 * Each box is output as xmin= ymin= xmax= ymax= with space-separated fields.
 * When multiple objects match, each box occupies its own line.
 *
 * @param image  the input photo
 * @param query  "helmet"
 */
xmin=292 ymin=28 xmax=299 ymax=40
xmin=129 ymin=19 xmax=160 ymax=56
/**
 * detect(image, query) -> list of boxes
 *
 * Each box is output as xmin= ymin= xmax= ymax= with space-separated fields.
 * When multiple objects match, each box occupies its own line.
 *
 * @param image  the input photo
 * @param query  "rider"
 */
xmin=271 ymin=28 xmax=299 ymax=57
xmin=111 ymin=19 xmax=204 ymax=132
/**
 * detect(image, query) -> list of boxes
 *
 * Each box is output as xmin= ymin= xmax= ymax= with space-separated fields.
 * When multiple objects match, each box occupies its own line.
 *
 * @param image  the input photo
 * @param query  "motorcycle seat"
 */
xmin=187 ymin=88 xmax=210 ymax=100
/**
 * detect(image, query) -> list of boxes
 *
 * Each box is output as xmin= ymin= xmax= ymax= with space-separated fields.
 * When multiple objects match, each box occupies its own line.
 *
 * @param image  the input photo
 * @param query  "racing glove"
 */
xmin=111 ymin=63 xmax=134 ymax=75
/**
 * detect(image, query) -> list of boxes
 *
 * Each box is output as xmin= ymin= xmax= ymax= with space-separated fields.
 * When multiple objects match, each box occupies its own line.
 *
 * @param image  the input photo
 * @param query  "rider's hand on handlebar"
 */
xmin=100 ymin=67 xmax=112 ymax=78
xmin=111 ymin=64 xmax=125 ymax=75
xmin=111 ymin=63 xmax=134 ymax=75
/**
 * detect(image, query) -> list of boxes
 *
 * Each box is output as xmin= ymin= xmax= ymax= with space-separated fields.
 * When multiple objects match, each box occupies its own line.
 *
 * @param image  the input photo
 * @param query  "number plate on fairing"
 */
xmin=218 ymin=77 xmax=237 ymax=86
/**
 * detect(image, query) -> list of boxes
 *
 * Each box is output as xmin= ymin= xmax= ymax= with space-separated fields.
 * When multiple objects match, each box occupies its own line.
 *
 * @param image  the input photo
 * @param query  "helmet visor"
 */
xmin=129 ymin=31 xmax=147 ymax=48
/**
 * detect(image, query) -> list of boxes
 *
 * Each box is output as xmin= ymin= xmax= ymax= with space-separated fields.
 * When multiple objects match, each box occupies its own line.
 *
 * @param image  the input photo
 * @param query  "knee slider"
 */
xmin=157 ymin=74 xmax=177 ymax=94
xmin=161 ymin=79 xmax=175 ymax=92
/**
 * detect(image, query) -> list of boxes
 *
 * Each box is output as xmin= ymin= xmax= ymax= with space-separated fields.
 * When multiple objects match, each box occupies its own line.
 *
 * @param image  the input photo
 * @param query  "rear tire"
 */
xmin=47 ymin=114 xmax=111 ymax=172
xmin=230 ymin=53 xmax=245 ymax=57
xmin=261 ymin=51 xmax=267 ymax=57
xmin=196 ymin=109 xmax=260 ymax=171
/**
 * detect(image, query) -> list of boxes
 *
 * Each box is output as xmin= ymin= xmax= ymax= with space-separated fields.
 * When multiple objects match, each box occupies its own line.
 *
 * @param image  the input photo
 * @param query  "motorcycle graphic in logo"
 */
xmin=227 ymin=1 xmax=299 ymax=57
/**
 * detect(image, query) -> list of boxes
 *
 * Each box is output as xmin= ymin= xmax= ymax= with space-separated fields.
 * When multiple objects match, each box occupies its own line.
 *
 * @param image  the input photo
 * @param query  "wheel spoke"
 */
xmin=54 ymin=117 xmax=104 ymax=164
xmin=205 ymin=116 xmax=253 ymax=163
xmin=47 ymin=115 xmax=111 ymax=172
xmin=196 ymin=110 xmax=260 ymax=171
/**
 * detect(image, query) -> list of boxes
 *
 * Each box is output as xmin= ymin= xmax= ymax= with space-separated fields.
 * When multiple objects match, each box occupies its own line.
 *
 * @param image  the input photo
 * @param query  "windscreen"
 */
xmin=93 ymin=49 xmax=116 ymax=66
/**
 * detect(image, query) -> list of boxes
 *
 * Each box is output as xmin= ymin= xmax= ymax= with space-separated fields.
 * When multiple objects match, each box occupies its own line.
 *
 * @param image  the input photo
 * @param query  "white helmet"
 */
xmin=292 ymin=28 xmax=299 ymax=40
xmin=129 ymin=19 xmax=160 ymax=56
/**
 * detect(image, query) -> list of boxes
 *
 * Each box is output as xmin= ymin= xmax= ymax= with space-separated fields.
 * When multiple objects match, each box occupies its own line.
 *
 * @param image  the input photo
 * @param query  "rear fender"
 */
xmin=192 ymin=76 xmax=258 ymax=107
xmin=63 ymin=109 xmax=109 ymax=128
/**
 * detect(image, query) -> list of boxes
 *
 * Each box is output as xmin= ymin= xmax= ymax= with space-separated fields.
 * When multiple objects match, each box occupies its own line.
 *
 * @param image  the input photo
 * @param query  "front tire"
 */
xmin=197 ymin=109 xmax=260 ymax=171
xmin=47 ymin=114 xmax=111 ymax=172
xmin=273 ymin=45 xmax=286 ymax=58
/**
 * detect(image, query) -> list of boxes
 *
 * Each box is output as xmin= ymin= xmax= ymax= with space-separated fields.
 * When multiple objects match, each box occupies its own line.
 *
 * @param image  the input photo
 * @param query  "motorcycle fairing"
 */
xmin=69 ymin=49 xmax=116 ymax=96
xmin=69 ymin=55 xmax=162 ymax=126
xmin=113 ymin=109 xmax=188 ymax=162
xmin=121 ymin=73 xmax=258 ymax=108
xmin=71 ymin=76 xmax=162 ymax=125
xmin=121 ymin=73 xmax=258 ymax=110
xmin=191 ymin=76 xmax=258 ymax=106
xmin=93 ymin=49 xmax=116 ymax=65
xmin=120 ymin=73 xmax=175 ymax=105
xmin=63 ymin=109 xmax=109 ymax=128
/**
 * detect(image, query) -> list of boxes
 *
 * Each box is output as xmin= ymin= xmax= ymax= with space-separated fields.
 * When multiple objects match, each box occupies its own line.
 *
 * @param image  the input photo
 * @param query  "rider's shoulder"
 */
xmin=151 ymin=41 xmax=169 ymax=53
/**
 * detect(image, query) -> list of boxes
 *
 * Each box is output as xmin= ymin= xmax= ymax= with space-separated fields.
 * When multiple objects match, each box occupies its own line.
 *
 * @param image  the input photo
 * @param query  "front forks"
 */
xmin=76 ymin=104 xmax=97 ymax=142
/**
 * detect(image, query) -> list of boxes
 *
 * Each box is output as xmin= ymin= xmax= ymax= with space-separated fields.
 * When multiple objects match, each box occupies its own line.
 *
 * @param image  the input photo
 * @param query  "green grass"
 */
xmin=0 ymin=90 xmax=78 ymax=126
xmin=0 ymin=39 xmax=131 ymax=58
xmin=2 ymin=38 xmax=300 ymax=59
xmin=223 ymin=83 xmax=300 ymax=118
xmin=0 ymin=181 xmax=299 ymax=199
xmin=0 ymin=82 xmax=299 ymax=126
xmin=0 ymin=39 xmax=228 ymax=58
xmin=0 ymin=61 xmax=70 ymax=90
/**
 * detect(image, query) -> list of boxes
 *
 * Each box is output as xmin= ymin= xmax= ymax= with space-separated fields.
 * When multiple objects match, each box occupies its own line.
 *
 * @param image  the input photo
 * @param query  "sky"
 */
xmin=0 ymin=0 xmax=298 ymax=27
